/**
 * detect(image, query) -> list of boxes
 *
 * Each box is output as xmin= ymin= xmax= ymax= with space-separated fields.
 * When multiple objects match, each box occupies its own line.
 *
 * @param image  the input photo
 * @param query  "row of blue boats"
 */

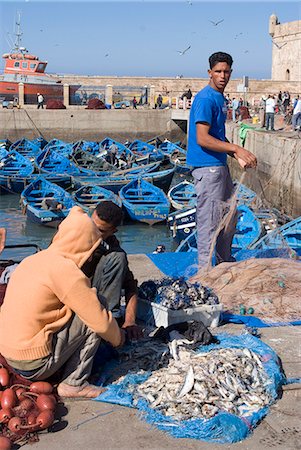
xmin=0 ymin=136 xmax=300 ymax=256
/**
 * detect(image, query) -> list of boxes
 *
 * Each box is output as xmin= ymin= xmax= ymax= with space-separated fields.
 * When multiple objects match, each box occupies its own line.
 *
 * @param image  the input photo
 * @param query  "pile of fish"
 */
xmin=139 ymin=277 xmax=219 ymax=310
xmin=128 ymin=342 xmax=272 ymax=421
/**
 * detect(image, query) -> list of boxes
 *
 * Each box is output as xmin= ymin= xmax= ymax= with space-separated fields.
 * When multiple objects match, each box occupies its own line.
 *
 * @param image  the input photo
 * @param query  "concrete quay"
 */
xmin=21 ymin=254 xmax=301 ymax=450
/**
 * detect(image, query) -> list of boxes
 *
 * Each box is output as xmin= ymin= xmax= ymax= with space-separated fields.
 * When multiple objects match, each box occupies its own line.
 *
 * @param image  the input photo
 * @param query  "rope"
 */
xmin=22 ymin=109 xmax=46 ymax=139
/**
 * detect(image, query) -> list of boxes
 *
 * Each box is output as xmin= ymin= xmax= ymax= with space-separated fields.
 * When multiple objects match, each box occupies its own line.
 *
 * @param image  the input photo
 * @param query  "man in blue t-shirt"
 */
xmin=187 ymin=51 xmax=257 ymax=268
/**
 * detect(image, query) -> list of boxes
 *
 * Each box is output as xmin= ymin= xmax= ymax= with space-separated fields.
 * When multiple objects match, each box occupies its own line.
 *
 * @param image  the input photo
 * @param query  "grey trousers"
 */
xmin=192 ymin=165 xmax=237 ymax=268
xmin=14 ymin=314 xmax=101 ymax=387
xmin=92 ymin=251 xmax=127 ymax=311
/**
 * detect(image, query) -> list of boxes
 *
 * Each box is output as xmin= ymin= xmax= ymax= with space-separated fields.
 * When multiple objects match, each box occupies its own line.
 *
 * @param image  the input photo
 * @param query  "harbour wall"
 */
xmin=226 ymin=123 xmax=301 ymax=217
xmin=0 ymin=109 xmax=300 ymax=217
xmin=0 ymin=109 xmax=182 ymax=142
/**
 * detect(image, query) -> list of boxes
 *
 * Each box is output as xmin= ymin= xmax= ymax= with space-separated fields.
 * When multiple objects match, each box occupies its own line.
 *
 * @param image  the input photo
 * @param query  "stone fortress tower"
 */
xmin=269 ymin=14 xmax=301 ymax=81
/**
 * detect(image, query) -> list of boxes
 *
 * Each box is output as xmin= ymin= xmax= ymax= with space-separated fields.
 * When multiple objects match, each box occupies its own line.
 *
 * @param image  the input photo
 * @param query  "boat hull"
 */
xmin=0 ymin=80 xmax=79 ymax=104
xmin=25 ymin=205 xmax=66 ymax=228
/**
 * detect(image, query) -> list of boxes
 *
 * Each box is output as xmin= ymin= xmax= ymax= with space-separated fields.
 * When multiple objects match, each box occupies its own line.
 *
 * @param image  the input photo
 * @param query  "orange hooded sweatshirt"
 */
xmin=0 ymin=206 xmax=122 ymax=361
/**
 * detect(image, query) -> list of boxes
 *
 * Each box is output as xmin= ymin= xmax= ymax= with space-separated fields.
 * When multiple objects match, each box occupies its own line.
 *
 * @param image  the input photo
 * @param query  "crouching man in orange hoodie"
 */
xmin=0 ymin=206 xmax=125 ymax=398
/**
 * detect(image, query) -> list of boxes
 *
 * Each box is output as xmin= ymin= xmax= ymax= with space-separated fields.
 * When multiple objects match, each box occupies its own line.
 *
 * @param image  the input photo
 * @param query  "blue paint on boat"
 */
xmin=167 ymin=180 xmax=196 ymax=210
xmin=251 ymin=215 xmax=301 ymax=254
xmin=20 ymin=176 xmax=76 ymax=227
xmin=175 ymin=204 xmax=262 ymax=253
xmin=36 ymin=149 xmax=94 ymax=176
xmin=72 ymin=185 xmax=122 ymax=213
xmin=0 ymin=151 xmax=34 ymax=192
xmin=119 ymin=178 xmax=170 ymax=225
xmin=10 ymin=138 xmax=40 ymax=159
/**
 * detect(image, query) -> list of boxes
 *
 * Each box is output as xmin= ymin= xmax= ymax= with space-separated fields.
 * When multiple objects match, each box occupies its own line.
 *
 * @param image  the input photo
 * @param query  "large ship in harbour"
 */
xmin=0 ymin=13 xmax=77 ymax=104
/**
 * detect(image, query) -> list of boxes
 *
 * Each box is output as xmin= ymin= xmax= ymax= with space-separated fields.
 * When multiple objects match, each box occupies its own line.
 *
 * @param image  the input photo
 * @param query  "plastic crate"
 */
xmin=137 ymin=298 xmax=223 ymax=328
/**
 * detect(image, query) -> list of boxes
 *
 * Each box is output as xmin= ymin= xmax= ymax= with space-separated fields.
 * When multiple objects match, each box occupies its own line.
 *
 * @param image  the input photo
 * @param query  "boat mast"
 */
xmin=13 ymin=11 xmax=25 ymax=53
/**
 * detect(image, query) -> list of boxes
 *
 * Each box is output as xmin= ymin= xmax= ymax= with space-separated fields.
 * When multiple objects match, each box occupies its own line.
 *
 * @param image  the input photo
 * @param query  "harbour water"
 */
xmin=0 ymin=192 xmax=178 ymax=260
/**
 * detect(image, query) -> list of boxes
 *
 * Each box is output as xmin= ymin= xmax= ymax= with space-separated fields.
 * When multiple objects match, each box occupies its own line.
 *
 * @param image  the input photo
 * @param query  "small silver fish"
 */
xmin=177 ymin=366 xmax=194 ymax=398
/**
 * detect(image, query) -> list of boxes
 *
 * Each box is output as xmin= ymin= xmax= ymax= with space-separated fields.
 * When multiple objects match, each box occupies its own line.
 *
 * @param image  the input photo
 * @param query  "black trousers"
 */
xmin=92 ymin=252 xmax=128 ymax=310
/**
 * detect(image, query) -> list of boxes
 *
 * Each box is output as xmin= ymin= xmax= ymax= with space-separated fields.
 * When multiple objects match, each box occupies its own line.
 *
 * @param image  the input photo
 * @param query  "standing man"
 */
xmin=292 ymin=97 xmax=301 ymax=130
xmin=187 ymin=51 xmax=257 ymax=269
xmin=231 ymin=97 xmax=240 ymax=122
xmin=156 ymin=94 xmax=163 ymax=109
xmin=132 ymin=96 xmax=138 ymax=109
xmin=37 ymin=93 xmax=44 ymax=109
xmin=265 ymin=94 xmax=276 ymax=131
xmin=259 ymin=96 xmax=266 ymax=128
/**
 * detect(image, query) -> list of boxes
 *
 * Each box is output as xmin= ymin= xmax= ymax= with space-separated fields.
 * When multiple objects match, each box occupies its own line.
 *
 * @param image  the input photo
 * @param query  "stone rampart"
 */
xmin=55 ymin=75 xmax=301 ymax=102
xmin=226 ymin=123 xmax=301 ymax=217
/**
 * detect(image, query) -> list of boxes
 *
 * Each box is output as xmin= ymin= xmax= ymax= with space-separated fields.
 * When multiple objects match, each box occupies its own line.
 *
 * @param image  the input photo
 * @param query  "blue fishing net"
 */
xmin=94 ymin=333 xmax=285 ymax=443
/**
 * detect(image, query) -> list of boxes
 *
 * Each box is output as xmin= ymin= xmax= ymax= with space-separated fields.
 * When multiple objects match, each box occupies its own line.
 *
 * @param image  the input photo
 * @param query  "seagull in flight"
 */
xmin=210 ymin=19 xmax=224 ymax=26
xmin=272 ymin=41 xmax=287 ymax=49
xmin=186 ymin=0 xmax=193 ymax=5
xmin=104 ymin=53 xmax=109 ymax=57
xmin=177 ymin=45 xmax=191 ymax=56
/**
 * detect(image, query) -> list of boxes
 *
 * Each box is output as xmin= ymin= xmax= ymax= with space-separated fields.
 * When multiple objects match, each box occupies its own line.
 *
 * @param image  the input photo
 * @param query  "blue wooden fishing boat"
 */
xmin=72 ymin=185 xmax=122 ymax=213
xmin=70 ymin=161 xmax=162 ymax=190
xmin=20 ymin=176 xmax=76 ymax=228
xmin=31 ymin=136 xmax=48 ymax=150
xmin=234 ymin=181 xmax=257 ymax=206
xmin=251 ymin=215 xmax=301 ymax=255
xmin=0 ymin=139 xmax=12 ymax=151
xmin=167 ymin=180 xmax=196 ymax=210
xmin=169 ymin=148 xmax=192 ymax=175
xmin=0 ymin=151 xmax=34 ymax=192
xmin=35 ymin=149 xmax=94 ymax=177
xmin=119 ymin=178 xmax=170 ymax=225
xmin=0 ymin=172 xmax=72 ymax=194
xmin=43 ymin=139 xmax=73 ymax=158
xmin=71 ymin=166 xmax=176 ymax=194
xmin=72 ymin=140 xmax=100 ymax=155
xmin=99 ymin=137 xmax=128 ymax=154
xmin=0 ymin=148 xmax=8 ymax=160
xmin=175 ymin=204 xmax=262 ymax=253
xmin=10 ymin=138 xmax=40 ymax=160
xmin=168 ymin=207 xmax=196 ymax=242
xmin=70 ymin=146 xmax=116 ymax=173
xmin=128 ymin=139 xmax=164 ymax=163
xmin=159 ymin=140 xmax=184 ymax=156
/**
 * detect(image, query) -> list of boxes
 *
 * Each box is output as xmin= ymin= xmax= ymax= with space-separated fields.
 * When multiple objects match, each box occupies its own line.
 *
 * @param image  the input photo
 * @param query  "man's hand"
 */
xmin=233 ymin=145 xmax=257 ymax=169
xmin=122 ymin=322 xmax=143 ymax=341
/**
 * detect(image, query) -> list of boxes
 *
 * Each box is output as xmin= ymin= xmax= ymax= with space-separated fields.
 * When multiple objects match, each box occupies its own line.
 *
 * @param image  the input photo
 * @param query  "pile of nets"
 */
xmin=46 ymin=99 xmax=66 ymax=109
xmin=95 ymin=333 xmax=285 ymax=444
xmin=86 ymin=98 xmax=106 ymax=109
xmin=192 ymin=257 xmax=301 ymax=323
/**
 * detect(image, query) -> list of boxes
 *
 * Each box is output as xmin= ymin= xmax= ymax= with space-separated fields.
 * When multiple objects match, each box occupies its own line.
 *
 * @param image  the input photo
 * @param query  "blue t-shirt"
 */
xmin=187 ymin=85 xmax=228 ymax=167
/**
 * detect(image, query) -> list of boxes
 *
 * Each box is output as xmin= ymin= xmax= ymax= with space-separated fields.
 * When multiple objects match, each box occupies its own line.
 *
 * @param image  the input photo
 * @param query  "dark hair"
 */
xmin=94 ymin=201 xmax=123 ymax=227
xmin=209 ymin=52 xmax=233 ymax=69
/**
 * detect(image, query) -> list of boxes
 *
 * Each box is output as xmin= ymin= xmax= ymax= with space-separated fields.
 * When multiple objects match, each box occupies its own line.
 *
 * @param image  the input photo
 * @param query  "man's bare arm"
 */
xmin=196 ymin=123 xmax=257 ymax=169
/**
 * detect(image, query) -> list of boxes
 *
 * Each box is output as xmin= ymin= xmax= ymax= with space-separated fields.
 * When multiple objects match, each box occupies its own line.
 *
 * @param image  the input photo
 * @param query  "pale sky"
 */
xmin=0 ymin=1 xmax=300 ymax=78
